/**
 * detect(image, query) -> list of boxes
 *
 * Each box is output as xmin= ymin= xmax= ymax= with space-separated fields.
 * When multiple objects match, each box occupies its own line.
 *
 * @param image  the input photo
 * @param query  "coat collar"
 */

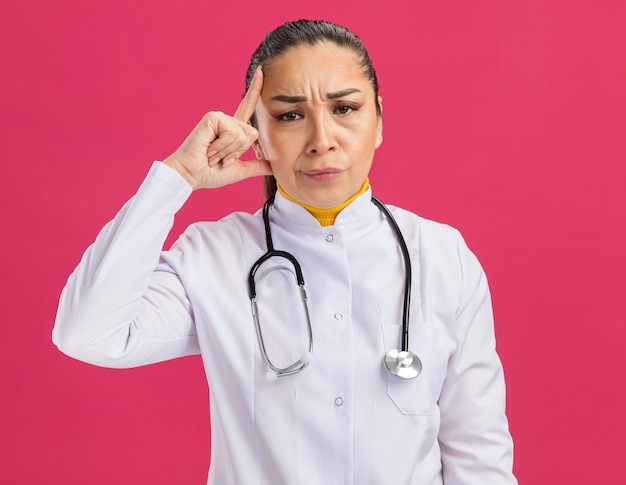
xmin=269 ymin=186 xmax=382 ymax=238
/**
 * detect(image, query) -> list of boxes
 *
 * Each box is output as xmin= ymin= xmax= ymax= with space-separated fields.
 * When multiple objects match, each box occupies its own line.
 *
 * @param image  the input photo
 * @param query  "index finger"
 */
xmin=234 ymin=68 xmax=263 ymax=122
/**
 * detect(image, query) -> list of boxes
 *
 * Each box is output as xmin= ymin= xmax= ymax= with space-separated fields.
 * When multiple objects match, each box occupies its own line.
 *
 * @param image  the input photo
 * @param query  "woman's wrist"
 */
xmin=161 ymin=156 xmax=198 ymax=190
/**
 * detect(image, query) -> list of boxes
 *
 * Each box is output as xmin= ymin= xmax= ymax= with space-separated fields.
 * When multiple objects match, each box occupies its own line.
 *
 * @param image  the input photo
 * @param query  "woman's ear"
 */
xmin=375 ymin=96 xmax=384 ymax=148
xmin=253 ymin=141 xmax=266 ymax=160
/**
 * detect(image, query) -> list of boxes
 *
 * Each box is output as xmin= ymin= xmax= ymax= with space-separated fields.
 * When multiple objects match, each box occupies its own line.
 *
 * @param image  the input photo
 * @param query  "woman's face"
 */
xmin=254 ymin=42 xmax=383 ymax=208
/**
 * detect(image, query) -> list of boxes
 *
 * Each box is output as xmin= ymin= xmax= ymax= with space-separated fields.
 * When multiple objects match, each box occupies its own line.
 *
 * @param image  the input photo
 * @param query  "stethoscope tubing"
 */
xmin=370 ymin=196 xmax=412 ymax=353
xmin=248 ymin=194 xmax=418 ymax=379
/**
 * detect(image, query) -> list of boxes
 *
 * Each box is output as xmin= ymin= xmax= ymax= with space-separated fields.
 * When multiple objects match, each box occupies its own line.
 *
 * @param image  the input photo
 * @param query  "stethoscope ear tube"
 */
xmin=248 ymin=227 xmax=313 ymax=380
xmin=250 ymin=281 xmax=313 ymax=380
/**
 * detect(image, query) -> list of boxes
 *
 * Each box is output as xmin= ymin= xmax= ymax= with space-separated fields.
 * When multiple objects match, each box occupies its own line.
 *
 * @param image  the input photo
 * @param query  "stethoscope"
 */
xmin=248 ymin=195 xmax=422 ymax=382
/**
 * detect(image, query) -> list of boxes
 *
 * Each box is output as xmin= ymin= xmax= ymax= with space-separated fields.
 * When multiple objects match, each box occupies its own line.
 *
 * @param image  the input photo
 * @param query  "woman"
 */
xmin=54 ymin=20 xmax=517 ymax=484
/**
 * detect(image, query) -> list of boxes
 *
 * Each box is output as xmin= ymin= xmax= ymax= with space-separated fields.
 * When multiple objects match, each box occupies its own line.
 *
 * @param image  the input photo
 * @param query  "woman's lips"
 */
xmin=301 ymin=168 xmax=344 ymax=181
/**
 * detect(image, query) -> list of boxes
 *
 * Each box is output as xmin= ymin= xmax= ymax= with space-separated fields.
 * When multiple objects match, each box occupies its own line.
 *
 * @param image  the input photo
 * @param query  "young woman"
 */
xmin=54 ymin=19 xmax=517 ymax=485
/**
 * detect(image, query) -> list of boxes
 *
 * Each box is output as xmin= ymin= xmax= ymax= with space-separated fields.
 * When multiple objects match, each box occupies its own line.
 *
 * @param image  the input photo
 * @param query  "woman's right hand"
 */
xmin=162 ymin=69 xmax=272 ymax=190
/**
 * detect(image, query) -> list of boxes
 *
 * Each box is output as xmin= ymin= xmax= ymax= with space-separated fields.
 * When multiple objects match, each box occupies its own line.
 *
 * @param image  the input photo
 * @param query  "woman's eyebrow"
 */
xmin=271 ymin=95 xmax=307 ymax=103
xmin=270 ymin=88 xmax=362 ymax=103
xmin=326 ymin=88 xmax=361 ymax=99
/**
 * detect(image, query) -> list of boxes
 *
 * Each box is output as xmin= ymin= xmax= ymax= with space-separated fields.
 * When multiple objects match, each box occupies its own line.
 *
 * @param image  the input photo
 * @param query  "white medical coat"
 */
xmin=54 ymin=162 xmax=517 ymax=484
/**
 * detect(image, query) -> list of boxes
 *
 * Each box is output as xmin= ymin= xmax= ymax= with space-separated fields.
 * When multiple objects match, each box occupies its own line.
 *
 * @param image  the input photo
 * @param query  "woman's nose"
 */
xmin=306 ymin=114 xmax=336 ymax=154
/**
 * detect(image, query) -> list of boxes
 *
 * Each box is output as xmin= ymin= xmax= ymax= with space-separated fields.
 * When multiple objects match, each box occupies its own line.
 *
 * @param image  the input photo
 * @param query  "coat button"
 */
xmin=334 ymin=396 xmax=344 ymax=407
xmin=334 ymin=313 xmax=343 ymax=321
xmin=325 ymin=234 xmax=334 ymax=242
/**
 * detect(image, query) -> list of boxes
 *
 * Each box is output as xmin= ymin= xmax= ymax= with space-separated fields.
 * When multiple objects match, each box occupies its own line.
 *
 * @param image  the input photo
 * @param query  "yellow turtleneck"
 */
xmin=277 ymin=179 xmax=370 ymax=227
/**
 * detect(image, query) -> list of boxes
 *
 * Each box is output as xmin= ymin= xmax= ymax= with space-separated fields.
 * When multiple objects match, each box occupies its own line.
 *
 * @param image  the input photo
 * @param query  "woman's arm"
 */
xmin=53 ymin=163 xmax=199 ymax=367
xmin=53 ymin=70 xmax=271 ymax=368
xmin=437 ymin=236 xmax=517 ymax=484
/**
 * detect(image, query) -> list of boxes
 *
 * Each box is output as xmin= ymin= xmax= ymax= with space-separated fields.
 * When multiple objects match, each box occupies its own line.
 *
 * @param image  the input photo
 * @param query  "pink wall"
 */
xmin=2 ymin=0 xmax=625 ymax=483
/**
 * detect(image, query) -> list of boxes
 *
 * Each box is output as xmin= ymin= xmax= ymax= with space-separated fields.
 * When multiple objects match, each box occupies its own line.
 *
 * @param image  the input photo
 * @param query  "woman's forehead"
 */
xmin=261 ymin=43 xmax=368 ymax=95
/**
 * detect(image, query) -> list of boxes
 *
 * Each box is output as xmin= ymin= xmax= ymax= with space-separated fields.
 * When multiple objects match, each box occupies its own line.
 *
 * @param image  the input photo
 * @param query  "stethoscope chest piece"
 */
xmin=384 ymin=349 xmax=422 ymax=379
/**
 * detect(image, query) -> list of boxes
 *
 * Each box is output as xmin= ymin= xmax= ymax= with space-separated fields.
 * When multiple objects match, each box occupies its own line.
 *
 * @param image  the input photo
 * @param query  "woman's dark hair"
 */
xmin=244 ymin=19 xmax=381 ymax=199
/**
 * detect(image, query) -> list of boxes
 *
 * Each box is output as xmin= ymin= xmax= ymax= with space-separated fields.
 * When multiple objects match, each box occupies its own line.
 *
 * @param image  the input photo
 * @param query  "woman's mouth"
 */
xmin=301 ymin=168 xmax=344 ymax=181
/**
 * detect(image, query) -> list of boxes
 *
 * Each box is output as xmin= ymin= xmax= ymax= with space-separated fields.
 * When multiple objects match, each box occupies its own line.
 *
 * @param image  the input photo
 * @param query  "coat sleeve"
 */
xmin=52 ymin=162 xmax=201 ymax=368
xmin=437 ymin=234 xmax=517 ymax=484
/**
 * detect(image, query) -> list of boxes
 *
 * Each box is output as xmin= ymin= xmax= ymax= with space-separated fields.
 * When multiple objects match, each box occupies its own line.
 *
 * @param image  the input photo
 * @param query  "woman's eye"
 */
xmin=335 ymin=105 xmax=357 ymax=114
xmin=277 ymin=112 xmax=302 ymax=121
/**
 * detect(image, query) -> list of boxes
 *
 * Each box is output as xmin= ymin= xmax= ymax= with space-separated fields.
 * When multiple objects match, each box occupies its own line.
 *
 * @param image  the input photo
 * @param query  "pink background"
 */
xmin=2 ymin=0 xmax=625 ymax=483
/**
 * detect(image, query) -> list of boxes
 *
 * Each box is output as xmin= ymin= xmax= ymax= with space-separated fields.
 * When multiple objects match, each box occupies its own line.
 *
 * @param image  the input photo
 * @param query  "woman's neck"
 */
xmin=277 ymin=179 xmax=369 ymax=226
